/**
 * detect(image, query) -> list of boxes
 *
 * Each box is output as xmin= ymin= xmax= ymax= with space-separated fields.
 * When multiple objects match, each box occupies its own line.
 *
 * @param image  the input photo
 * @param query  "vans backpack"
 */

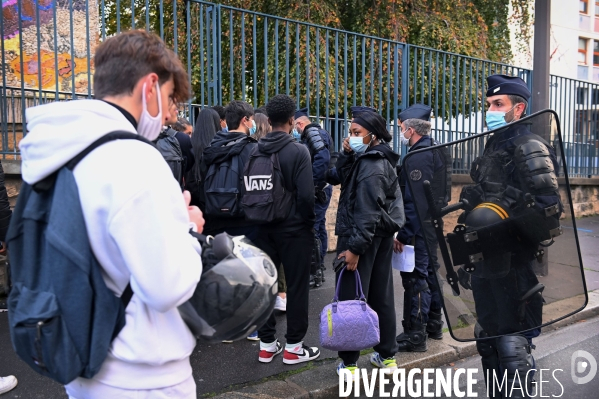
xmin=203 ymin=139 xmax=246 ymax=218
xmin=155 ymin=128 xmax=184 ymax=187
xmin=241 ymin=146 xmax=293 ymax=223
xmin=5 ymin=132 xmax=148 ymax=384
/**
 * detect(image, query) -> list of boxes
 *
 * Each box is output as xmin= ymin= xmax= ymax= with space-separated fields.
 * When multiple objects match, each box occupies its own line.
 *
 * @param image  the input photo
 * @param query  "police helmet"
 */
xmin=463 ymin=202 xmax=512 ymax=279
xmin=178 ymin=233 xmax=278 ymax=343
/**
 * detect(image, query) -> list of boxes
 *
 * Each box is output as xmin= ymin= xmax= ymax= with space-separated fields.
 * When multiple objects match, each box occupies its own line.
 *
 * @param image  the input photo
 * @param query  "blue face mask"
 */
xmin=485 ymin=105 xmax=517 ymax=130
xmin=292 ymin=128 xmax=301 ymax=141
xmin=349 ymin=135 xmax=371 ymax=153
xmin=222 ymin=126 xmax=228 ymax=132
xmin=248 ymin=120 xmax=257 ymax=136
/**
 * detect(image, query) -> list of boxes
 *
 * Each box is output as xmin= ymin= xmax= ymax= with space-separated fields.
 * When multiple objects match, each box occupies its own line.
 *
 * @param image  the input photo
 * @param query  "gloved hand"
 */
xmin=457 ymin=267 xmax=472 ymax=290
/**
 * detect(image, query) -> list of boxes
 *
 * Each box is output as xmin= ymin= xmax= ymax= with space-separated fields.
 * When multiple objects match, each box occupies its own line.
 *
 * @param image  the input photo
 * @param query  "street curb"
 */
xmin=212 ymin=290 xmax=599 ymax=399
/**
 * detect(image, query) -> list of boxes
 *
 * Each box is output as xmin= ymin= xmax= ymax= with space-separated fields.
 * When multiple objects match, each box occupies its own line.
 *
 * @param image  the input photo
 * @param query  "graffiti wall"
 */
xmin=1 ymin=0 xmax=98 ymax=93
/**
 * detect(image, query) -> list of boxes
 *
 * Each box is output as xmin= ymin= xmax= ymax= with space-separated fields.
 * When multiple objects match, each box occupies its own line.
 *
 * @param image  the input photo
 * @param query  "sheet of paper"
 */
xmin=392 ymin=244 xmax=415 ymax=273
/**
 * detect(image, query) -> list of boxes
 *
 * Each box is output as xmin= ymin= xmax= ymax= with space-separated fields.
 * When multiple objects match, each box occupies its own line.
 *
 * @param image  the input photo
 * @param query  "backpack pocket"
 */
xmin=241 ymin=193 xmax=275 ymax=222
xmin=205 ymin=188 xmax=241 ymax=218
xmin=9 ymin=285 xmax=83 ymax=384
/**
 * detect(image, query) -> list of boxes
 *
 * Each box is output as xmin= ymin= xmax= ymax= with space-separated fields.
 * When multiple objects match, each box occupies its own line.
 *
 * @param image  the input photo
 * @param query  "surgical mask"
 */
xmin=485 ymin=105 xmax=517 ymax=130
xmin=222 ymin=126 xmax=228 ymax=132
xmin=349 ymin=135 xmax=371 ymax=153
xmin=247 ymin=119 xmax=256 ymax=136
xmin=292 ymin=128 xmax=301 ymax=141
xmin=400 ymin=129 xmax=410 ymax=147
xmin=137 ymin=82 xmax=163 ymax=141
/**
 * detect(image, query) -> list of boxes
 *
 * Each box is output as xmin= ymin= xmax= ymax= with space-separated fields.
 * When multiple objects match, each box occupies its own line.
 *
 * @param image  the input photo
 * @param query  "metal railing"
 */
xmin=1 ymin=0 xmax=598 ymax=176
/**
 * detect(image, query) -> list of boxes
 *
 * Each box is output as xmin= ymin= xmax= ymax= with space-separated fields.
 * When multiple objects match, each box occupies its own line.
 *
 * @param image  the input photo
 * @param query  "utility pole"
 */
xmin=532 ymin=0 xmax=551 ymax=276
xmin=531 ymin=0 xmax=551 ymax=113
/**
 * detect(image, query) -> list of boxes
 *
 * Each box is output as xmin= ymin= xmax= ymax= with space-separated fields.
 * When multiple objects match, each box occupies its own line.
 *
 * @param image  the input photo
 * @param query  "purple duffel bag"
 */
xmin=319 ymin=267 xmax=380 ymax=351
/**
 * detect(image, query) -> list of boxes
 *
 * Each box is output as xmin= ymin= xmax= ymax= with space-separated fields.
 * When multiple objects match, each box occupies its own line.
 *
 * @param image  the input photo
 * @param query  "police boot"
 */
xmin=396 ymin=320 xmax=428 ymax=352
xmin=497 ymin=335 xmax=535 ymax=399
xmin=426 ymin=309 xmax=444 ymax=340
xmin=477 ymin=338 xmax=502 ymax=398
xmin=310 ymin=269 xmax=323 ymax=289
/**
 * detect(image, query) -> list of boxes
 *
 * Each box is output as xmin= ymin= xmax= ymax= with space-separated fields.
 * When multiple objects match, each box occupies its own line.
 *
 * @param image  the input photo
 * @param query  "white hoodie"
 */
xmin=22 ymin=100 xmax=203 ymax=390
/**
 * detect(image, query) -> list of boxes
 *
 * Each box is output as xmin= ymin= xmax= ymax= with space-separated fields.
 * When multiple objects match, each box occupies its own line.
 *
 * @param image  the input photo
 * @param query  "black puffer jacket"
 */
xmin=335 ymin=143 xmax=405 ymax=255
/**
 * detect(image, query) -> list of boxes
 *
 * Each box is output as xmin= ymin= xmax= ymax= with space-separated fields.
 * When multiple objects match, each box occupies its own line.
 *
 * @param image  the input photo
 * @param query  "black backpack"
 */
xmin=241 ymin=146 xmax=293 ymax=223
xmin=203 ymin=139 xmax=246 ymax=218
xmin=155 ymin=128 xmax=184 ymax=187
xmin=5 ymin=132 xmax=144 ymax=384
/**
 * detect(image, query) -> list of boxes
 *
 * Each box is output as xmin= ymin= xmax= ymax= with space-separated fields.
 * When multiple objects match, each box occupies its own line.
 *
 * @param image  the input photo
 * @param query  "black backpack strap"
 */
xmin=67 ymin=131 xmax=153 ymax=170
xmin=121 ymin=283 xmax=133 ymax=308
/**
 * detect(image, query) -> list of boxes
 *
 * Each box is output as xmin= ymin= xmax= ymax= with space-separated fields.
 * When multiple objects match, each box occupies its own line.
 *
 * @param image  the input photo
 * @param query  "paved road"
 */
xmin=349 ymin=315 xmax=599 ymax=398
xmin=1 ymin=215 xmax=599 ymax=398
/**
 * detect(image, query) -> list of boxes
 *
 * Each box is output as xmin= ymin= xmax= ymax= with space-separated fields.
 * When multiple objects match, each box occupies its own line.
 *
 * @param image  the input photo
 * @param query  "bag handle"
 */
xmin=333 ymin=266 xmax=367 ymax=302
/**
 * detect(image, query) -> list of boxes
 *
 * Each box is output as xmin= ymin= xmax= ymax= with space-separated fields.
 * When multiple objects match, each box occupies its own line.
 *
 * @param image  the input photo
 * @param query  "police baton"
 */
xmin=423 ymin=180 xmax=465 ymax=297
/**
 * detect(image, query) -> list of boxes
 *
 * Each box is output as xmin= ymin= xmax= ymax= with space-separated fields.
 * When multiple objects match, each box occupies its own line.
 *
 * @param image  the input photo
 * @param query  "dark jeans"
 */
xmin=336 ymin=235 xmax=397 ymax=365
xmin=255 ymin=227 xmax=314 ymax=344
xmin=314 ymin=185 xmax=332 ymax=261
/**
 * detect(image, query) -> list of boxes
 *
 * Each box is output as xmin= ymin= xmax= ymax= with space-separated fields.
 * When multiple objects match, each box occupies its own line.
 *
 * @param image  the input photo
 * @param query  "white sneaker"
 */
xmin=283 ymin=342 xmax=320 ymax=364
xmin=0 ymin=375 xmax=18 ymax=395
xmin=274 ymin=296 xmax=287 ymax=312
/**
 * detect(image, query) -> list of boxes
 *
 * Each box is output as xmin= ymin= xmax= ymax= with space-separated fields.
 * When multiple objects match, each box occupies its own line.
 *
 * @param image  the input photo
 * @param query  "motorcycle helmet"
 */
xmin=178 ymin=233 xmax=278 ymax=343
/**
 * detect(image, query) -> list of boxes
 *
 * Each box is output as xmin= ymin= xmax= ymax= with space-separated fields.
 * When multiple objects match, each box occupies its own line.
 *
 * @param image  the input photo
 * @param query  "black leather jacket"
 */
xmin=335 ymin=143 xmax=405 ymax=255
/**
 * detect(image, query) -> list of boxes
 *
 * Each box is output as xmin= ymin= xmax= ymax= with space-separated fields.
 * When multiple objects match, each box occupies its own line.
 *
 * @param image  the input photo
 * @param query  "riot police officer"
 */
xmin=394 ymin=104 xmax=451 ymax=352
xmin=457 ymin=75 xmax=561 ymax=398
xmin=294 ymin=108 xmax=333 ymax=287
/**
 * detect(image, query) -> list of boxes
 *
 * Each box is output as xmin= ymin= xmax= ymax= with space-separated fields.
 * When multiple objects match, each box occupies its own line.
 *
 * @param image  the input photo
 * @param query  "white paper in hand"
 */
xmin=392 ymin=245 xmax=415 ymax=272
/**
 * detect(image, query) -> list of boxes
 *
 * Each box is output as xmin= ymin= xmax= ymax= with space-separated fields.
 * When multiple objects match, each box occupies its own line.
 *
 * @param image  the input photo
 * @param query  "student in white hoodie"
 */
xmin=20 ymin=30 xmax=204 ymax=399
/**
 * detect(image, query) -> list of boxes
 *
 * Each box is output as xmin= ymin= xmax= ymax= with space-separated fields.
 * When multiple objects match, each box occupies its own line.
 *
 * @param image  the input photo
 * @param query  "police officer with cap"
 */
xmin=294 ymin=107 xmax=333 ymax=287
xmin=457 ymin=74 xmax=561 ymax=398
xmin=395 ymin=104 xmax=451 ymax=353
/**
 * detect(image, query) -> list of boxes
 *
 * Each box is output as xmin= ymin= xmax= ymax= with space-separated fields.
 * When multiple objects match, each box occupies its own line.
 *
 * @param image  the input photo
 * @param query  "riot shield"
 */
xmin=403 ymin=109 xmax=588 ymax=341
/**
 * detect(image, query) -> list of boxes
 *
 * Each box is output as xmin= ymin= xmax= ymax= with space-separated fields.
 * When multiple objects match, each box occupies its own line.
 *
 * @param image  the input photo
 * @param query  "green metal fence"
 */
xmin=1 ymin=0 xmax=598 ymax=176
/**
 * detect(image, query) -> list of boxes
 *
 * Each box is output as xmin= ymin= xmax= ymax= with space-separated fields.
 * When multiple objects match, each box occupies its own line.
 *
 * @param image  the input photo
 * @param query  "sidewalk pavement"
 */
xmin=209 ymin=290 xmax=599 ymax=399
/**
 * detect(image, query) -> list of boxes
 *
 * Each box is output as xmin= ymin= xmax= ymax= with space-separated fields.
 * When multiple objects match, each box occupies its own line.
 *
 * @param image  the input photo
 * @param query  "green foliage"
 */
xmin=98 ymin=0 xmax=533 ymax=120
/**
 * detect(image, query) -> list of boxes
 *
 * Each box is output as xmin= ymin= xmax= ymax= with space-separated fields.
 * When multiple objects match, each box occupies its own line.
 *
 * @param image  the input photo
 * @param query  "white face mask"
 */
xmin=137 ymin=82 xmax=163 ymax=141
xmin=400 ymin=128 xmax=411 ymax=146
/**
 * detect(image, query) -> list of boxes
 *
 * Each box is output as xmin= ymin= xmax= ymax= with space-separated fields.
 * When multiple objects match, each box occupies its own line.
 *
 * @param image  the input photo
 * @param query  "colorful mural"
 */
xmin=1 ymin=0 xmax=98 ymax=93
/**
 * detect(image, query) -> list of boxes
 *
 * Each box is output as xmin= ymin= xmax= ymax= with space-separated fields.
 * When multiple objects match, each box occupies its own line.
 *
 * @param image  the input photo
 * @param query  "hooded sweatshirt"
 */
xmin=257 ymin=131 xmax=315 ymax=232
xmin=21 ymin=99 xmax=203 ymax=390
xmin=199 ymin=131 xmax=258 ymax=234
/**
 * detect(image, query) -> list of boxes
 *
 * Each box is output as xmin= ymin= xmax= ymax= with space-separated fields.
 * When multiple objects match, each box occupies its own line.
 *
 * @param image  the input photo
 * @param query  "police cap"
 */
xmin=294 ymin=107 xmax=309 ymax=119
xmin=350 ymin=105 xmax=378 ymax=117
xmin=399 ymin=104 xmax=432 ymax=122
xmin=486 ymin=74 xmax=531 ymax=101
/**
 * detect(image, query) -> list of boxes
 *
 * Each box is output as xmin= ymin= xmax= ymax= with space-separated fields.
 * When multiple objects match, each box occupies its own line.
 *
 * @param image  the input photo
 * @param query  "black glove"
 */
xmin=457 ymin=267 xmax=472 ymax=290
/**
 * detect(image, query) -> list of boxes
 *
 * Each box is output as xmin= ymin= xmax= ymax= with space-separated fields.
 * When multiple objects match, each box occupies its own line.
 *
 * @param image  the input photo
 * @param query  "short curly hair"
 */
xmin=266 ymin=95 xmax=296 ymax=126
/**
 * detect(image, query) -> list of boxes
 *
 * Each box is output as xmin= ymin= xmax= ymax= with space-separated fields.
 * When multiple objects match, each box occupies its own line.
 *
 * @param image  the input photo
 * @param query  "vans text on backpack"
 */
xmin=241 ymin=146 xmax=294 ymax=223
xmin=5 ymin=132 xmax=145 ymax=385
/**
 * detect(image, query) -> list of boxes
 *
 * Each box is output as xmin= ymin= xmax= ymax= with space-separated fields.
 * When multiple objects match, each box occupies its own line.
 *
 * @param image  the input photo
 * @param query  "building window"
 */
xmin=580 ymin=38 xmax=589 ymax=63
xmin=582 ymin=0 xmax=589 ymax=13
xmin=594 ymin=41 xmax=599 ymax=65
xmin=596 ymin=0 xmax=599 ymax=15
xmin=592 ymin=89 xmax=599 ymax=104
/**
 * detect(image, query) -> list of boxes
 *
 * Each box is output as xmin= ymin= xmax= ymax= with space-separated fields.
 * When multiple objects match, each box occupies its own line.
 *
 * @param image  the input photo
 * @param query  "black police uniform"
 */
xmin=457 ymin=75 xmax=561 ymax=398
xmin=295 ymin=108 xmax=333 ymax=286
xmin=395 ymin=106 xmax=451 ymax=352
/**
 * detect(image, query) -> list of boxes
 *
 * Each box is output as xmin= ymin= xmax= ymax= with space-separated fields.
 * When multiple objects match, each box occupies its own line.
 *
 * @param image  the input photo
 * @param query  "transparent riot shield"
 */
xmin=403 ymin=109 xmax=588 ymax=341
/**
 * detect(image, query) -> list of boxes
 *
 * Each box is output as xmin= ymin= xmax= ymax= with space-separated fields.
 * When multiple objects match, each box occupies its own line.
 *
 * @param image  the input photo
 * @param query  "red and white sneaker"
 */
xmin=259 ymin=340 xmax=282 ymax=363
xmin=283 ymin=342 xmax=321 ymax=365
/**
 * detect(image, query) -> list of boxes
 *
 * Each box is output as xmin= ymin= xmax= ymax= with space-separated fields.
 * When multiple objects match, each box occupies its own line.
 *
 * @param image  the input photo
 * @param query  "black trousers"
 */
xmin=255 ymin=227 xmax=314 ymax=344
xmin=471 ymin=253 xmax=543 ymax=338
xmin=336 ymin=235 xmax=397 ymax=365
